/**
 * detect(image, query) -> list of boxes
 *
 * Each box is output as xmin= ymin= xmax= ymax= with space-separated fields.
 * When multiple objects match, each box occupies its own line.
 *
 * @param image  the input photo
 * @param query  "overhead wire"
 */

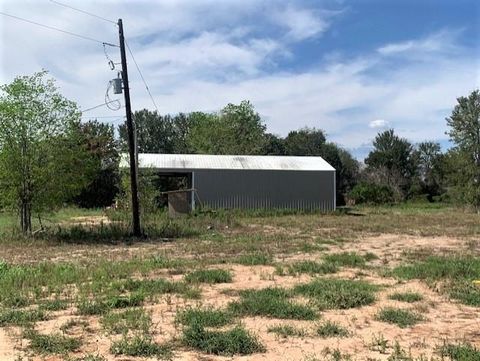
xmin=105 ymin=81 xmax=122 ymax=111
xmin=48 ymin=0 xmax=117 ymax=25
xmin=82 ymin=100 xmax=122 ymax=113
xmin=81 ymin=114 xmax=125 ymax=119
xmin=126 ymin=40 xmax=160 ymax=113
xmin=0 ymin=11 xmax=118 ymax=47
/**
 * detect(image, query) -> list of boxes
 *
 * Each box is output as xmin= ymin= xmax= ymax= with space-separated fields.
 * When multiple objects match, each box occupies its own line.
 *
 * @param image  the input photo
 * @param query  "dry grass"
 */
xmin=0 ymin=204 xmax=479 ymax=360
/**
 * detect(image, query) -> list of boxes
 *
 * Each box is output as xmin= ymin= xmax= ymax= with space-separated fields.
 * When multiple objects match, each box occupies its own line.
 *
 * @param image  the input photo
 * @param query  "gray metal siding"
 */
xmin=193 ymin=169 xmax=335 ymax=211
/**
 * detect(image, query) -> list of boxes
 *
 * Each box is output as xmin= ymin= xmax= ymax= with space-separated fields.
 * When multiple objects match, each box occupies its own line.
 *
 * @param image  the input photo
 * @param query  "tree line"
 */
xmin=0 ymin=72 xmax=478 ymax=233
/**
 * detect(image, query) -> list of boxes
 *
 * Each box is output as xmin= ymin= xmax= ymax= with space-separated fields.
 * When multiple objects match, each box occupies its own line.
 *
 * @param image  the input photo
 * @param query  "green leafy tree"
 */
xmin=283 ymin=128 xmax=326 ymax=156
xmin=188 ymin=101 xmax=266 ymax=155
xmin=0 ymin=72 xmax=93 ymax=233
xmin=283 ymin=128 xmax=358 ymax=204
xmin=261 ymin=133 xmax=285 ymax=155
xmin=412 ymin=141 xmax=444 ymax=200
xmin=73 ymin=120 xmax=120 ymax=208
xmin=119 ymin=109 xmax=194 ymax=154
xmin=446 ymin=90 xmax=480 ymax=209
xmin=365 ymin=129 xmax=415 ymax=199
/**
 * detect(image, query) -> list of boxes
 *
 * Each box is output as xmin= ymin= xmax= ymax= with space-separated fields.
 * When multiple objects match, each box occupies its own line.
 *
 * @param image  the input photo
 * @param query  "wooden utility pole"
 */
xmin=118 ymin=18 xmax=141 ymax=237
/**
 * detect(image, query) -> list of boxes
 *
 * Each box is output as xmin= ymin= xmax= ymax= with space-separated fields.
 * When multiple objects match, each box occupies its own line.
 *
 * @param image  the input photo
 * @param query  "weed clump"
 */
xmin=0 ymin=308 xmax=47 ymax=326
xmin=228 ymin=287 xmax=317 ymax=320
xmin=176 ymin=308 xmax=233 ymax=328
xmin=182 ymin=323 xmax=265 ymax=355
xmin=267 ymin=324 xmax=306 ymax=338
xmin=316 ymin=321 xmax=349 ymax=338
xmin=294 ymin=278 xmax=378 ymax=309
xmin=376 ymin=307 xmax=423 ymax=328
xmin=234 ymin=253 xmax=272 ymax=266
xmin=324 ymin=252 xmax=368 ymax=267
xmin=184 ymin=269 xmax=232 ymax=284
xmin=101 ymin=308 xmax=151 ymax=334
xmin=25 ymin=330 xmax=81 ymax=354
xmin=389 ymin=292 xmax=423 ymax=303
xmin=110 ymin=335 xmax=172 ymax=359
xmin=439 ymin=342 xmax=480 ymax=360
xmin=286 ymin=261 xmax=338 ymax=275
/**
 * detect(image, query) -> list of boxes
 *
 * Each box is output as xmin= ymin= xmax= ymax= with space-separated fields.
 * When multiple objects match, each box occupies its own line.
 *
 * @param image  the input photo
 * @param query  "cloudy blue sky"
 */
xmin=1 ymin=0 xmax=479 ymax=159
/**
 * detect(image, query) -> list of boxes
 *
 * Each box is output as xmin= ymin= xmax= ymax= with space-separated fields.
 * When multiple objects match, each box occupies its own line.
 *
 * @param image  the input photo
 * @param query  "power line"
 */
xmin=125 ymin=40 xmax=160 ymax=113
xmin=81 ymin=115 xmax=125 ymax=118
xmin=81 ymin=100 xmax=122 ymax=113
xmin=0 ymin=11 xmax=118 ymax=47
xmin=49 ymin=0 xmax=117 ymax=25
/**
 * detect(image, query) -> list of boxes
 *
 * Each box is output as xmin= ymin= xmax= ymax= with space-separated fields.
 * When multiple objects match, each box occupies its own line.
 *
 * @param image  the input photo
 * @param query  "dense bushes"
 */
xmin=348 ymin=182 xmax=394 ymax=205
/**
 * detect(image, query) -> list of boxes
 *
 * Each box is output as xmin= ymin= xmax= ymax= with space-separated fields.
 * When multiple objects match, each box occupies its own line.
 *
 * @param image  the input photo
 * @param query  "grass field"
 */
xmin=0 ymin=204 xmax=479 ymax=360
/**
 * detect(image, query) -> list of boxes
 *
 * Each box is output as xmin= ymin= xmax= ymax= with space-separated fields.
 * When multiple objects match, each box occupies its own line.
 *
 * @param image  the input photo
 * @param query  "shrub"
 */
xmin=348 ymin=182 xmax=394 ymax=205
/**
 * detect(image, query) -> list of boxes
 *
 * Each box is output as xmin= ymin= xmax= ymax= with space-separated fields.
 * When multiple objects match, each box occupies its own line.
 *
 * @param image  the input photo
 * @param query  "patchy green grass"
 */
xmin=0 ymin=308 xmax=47 ymax=326
xmin=321 ymin=347 xmax=353 ymax=361
xmin=316 ymin=321 xmax=349 ymax=338
xmin=294 ymin=278 xmax=378 ymax=309
xmin=1 ymin=295 xmax=30 ymax=308
xmin=184 ymin=269 xmax=233 ymax=284
xmin=60 ymin=319 xmax=90 ymax=333
xmin=176 ymin=307 xmax=233 ymax=328
xmin=234 ymin=253 xmax=272 ymax=266
xmin=114 ymin=278 xmax=200 ymax=299
xmin=448 ymin=281 xmax=480 ymax=307
xmin=69 ymin=355 xmax=107 ymax=361
xmin=76 ymin=299 xmax=110 ymax=316
xmin=376 ymin=307 xmax=423 ymax=328
xmin=182 ymin=323 xmax=265 ymax=356
xmin=389 ymin=292 xmax=424 ymax=303
xmin=101 ymin=308 xmax=152 ymax=335
xmin=267 ymin=324 xmax=306 ymax=338
xmin=323 ymin=252 xmax=369 ymax=268
xmin=439 ymin=342 xmax=480 ymax=361
xmin=228 ymin=287 xmax=317 ymax=320
xmin=285 ymin=260 xmax=338 ymax=275
xmin=25 ymin=330 xmax=81 ymax=354
xmin=392 ymin=256 xmax=480 ymax=280
xmin=392 ymin=256 xmax=480 ymax=306
xmin=110 ymin=335 xmax=172 ymax=359
xmin=39 ymin=299 xmax=69 ymax=311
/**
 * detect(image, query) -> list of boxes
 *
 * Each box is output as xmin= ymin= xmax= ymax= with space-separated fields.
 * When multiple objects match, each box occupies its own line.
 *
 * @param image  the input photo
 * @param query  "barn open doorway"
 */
xmin=155 ymin=172 xmax=194 ymax=212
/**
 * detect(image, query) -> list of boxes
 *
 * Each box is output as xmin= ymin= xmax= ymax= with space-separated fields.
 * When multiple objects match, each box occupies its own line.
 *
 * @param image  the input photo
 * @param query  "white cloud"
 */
xmin=0 ymin=1 xmax=477 ymax=160
xmin=273 ymin=5 xmax=332 ymax=41
xmin=369 ymin=119 xmax=388 ymax=128
xmin=377 ymin=29 xmax=460 ymax=56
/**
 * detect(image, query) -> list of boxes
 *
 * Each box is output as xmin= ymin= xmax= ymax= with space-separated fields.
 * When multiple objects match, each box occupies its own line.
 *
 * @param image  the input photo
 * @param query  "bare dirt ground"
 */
xmin=1 ymin=209 xmax=479 ymax=361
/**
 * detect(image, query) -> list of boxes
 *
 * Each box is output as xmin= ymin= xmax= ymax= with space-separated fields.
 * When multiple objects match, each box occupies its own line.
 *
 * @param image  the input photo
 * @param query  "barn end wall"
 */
xmin=193 ymin=169 xmax=335 ymax=211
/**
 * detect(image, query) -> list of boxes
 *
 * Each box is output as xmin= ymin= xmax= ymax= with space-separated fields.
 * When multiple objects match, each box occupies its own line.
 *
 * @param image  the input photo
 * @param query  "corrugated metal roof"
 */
xmin=121 ymin=153 xmax=335 ymax=171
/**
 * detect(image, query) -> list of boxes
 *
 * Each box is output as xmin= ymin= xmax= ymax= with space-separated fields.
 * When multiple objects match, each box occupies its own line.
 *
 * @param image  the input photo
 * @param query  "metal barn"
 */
xmin=124 ymin=153 xmax=336 ymax=211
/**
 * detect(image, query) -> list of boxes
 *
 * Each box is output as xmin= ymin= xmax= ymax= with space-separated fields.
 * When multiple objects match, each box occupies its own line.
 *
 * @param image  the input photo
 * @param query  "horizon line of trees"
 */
xmin=0 ymin=72 xmax=479 ymax=233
